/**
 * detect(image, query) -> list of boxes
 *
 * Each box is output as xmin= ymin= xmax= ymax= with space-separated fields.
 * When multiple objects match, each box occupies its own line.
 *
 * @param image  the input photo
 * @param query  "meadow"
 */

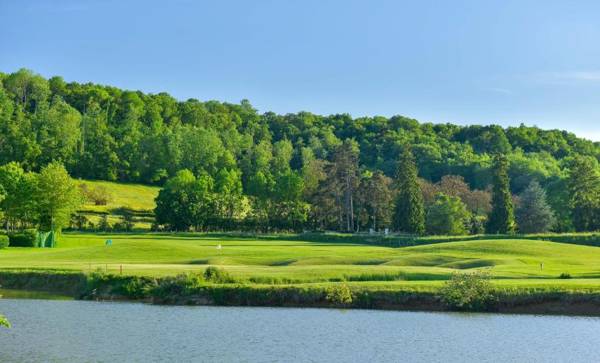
xmin=2 ymin=232 xmax=600 ymax=293
xmin=76 ymin=180 xmax=160 ymax=229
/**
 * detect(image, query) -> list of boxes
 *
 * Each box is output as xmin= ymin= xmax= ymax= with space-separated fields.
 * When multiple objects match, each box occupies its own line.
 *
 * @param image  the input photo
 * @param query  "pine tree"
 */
xmin=486 ymin=154 xmax=515 ymax=234
xmin=393 ymin=146 xmax=425 ymax=234
xmin=516 ymin=180 xmax=555 ymax=233
xmin=330 ymin=140 xmax=360 ymax=232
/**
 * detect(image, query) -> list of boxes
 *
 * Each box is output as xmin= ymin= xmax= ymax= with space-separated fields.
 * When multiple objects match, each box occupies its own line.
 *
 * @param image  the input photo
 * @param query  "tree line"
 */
xmin=2 ymin=68 xmax=600 ymax=234
xmin=152 ymin=142 xmax=568 ymax=235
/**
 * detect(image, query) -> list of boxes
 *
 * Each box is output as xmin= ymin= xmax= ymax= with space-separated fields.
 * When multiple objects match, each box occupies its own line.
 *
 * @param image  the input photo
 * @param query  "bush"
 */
xmin=325 ymin=283 xmax=353 ymax=306
xmin=71 ymin=214 xmax=89 ymax=230
xmin=439 ymin=271 xmax=496 ymax=311
xmin=8 ymin=229 xmax=38 ymax=247
xmin=98 ymin=215 xmax=111 ymax=232
xmin=559 ymin=272 xmax=572 ymax=279
xmin=116 ymin=210 xmax=135 ymax=232
xmin=0 ymin=314 xmax=10 ymax=328
xmin=470 ymin=215 xmax=486 ymax=235
xmin=80 ymin=184 xmax=113 ymax=206
xmin=0 ymin=235 xmax=9 ymax=249
xmin=203 ymin=266 xmax=234 ymax=283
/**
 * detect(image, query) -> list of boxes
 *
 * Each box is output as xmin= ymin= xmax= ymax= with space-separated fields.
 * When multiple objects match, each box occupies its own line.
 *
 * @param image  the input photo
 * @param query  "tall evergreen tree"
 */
xmin=567 ymin=156 xmax=600 ymax=232
xmin=516 ymin=180 xmax=556 ymax=233
xmin=486 ymin=154 xmax=515 ymax=234
xmin=393 ymin=146 xmax=425 ymax=234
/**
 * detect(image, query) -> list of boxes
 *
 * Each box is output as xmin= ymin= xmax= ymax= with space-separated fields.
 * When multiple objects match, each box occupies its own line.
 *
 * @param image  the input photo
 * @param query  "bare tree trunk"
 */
xmin=349 ymin=193 xmax=354 ymax=232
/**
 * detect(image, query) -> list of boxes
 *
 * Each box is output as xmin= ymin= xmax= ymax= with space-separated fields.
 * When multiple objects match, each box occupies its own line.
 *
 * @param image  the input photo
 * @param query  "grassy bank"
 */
xmin=2 ymin=232 xmax=600 ymax=314
xmin=76 ymin=180 xmax=160 ymax=230
xmin=2 ymin=270 xmax=600 ymax=315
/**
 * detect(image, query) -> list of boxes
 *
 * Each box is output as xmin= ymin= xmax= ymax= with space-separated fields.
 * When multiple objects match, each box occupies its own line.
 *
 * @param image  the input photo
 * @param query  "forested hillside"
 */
xmin=1 ymin=68 xmax=600 ymax=233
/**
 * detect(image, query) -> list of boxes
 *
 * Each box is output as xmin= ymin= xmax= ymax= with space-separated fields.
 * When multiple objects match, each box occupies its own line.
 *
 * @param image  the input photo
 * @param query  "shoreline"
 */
xmin=2 ymin=270 xmax=600 ymax=317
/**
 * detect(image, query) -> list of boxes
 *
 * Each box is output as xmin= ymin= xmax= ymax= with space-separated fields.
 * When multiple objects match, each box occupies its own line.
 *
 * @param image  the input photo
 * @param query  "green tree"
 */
xmin=271 ymin=170 xmax=308 ymax=230
xmin=75 ymin=102 xmax=119 ymax=180
xmin=33 ymin=96 xmax=81 ymax=166
xmin=567 ymin=156 xmax=600 ymax=232
xmin=545 ymin=177 xmax=573 ymax=232
xmin=330 ymin=140 xmax=360 ymax=231
xmin=486 ymin=154 xmax=515 ymax=234
xmin=0 ymin=88 xmax=41 ymax=168
xmin=300 ymin=148 xmax=330 ymax=229
xmin=359 ymin=171 xmax=393 ymax=231
xmin=426 ymin=193 xmax=471 ymax=235
xmin=214 ymin=168 xmax=244 ymax=219
xmin=516 ymin=180 xmax=556 ymax=233
xmin=36 ymin=162 xmax=82 ymax=232
xmin=188 ymin=174 xmax=217 ymax=230
xmin=155 ymin=169 xmax=197 ymax=230
xmin=0 ymin=162 xmax=25 ymax=230
xmin=154 ymin=170 xmax=216 ymax=231
xmin=393 ymin=146 xmax=425 ymax=234
xmin=3 ymin=68 xmax=50 ymax=112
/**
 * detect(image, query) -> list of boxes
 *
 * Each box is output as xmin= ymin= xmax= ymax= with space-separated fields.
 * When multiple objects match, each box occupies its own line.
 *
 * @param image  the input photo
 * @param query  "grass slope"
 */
xmin=76 ymin=180 xmax=160 ymax=229
xmin=2 ymin=233 xmax=600 ymax=291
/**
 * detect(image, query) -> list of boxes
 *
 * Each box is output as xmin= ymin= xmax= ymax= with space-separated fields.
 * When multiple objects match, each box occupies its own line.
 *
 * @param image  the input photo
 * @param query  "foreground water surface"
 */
xmin=1 ymin=298 xmax=600 ymax=362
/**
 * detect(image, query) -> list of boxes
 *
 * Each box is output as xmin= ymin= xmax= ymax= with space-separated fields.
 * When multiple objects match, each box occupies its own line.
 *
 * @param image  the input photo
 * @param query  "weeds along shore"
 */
xmin=2 ymin=270 xmax=600 ymax=316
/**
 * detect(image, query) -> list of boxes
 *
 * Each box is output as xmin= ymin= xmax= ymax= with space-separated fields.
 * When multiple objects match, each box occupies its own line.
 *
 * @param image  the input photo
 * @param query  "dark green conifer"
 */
xmin=486 ymin=154 xmax=515 ymax=234
xmin=393 ymin=146 xmax=425 ymax=234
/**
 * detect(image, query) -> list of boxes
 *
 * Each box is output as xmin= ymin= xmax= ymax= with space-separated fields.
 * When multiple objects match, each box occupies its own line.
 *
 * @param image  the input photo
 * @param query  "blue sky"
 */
xmin=2 ymin=0 xmax=600 ymax=140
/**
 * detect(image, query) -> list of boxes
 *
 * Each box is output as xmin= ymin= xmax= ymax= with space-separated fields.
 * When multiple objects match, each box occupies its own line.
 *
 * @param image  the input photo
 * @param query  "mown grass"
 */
xmin=2 ymin=233 xmax=600 ymax=291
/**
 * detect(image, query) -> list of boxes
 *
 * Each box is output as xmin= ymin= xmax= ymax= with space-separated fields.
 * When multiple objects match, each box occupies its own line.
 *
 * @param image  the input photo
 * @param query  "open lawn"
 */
xmin=2 ymin=233 xmax=600 ymax=292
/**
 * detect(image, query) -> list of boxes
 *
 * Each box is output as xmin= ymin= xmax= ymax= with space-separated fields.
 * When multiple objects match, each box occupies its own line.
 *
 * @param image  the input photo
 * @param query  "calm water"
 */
xmin=1 ymin=299 xmax=600 ymax=362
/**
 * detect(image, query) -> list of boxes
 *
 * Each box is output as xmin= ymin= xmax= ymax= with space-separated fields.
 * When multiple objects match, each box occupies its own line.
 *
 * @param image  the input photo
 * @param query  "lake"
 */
xmin=1 ymin=298 xmax=600 ymax=362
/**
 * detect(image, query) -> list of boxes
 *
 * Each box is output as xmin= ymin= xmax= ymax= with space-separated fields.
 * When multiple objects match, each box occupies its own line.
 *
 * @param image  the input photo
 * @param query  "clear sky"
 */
xmin=1 ymin=0 xmax=600 ymax=140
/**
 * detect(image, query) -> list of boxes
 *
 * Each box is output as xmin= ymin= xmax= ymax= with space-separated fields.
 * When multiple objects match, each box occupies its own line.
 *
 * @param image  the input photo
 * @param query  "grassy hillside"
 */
xmin=76 ymin=180 xmax=160 ymax=229
xmin=2 ymin=233 xmax=600 ymax=291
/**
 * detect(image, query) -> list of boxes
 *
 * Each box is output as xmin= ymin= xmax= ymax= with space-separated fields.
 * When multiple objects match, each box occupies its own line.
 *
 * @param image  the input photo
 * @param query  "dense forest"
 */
xmin=2 ymin=68 xmax=600 ymax=234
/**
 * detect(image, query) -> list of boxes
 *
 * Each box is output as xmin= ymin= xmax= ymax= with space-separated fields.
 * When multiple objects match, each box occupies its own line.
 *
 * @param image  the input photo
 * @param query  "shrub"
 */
xmin=80 ymin=184 xmax=113 ymax=206
xmin=8 ymin=229 xmax=38 ymax=247
xmin=203 ymin=266 xmax=234 ymax=283
xmin=119 ymin=210 xmax=135 ymax=232
xmin=559 ymin=272 xmax=572 ymax=279
xmin=71 ymin=214 xmax=89 ymax=230
xmin=470 ymin=215 xmax=487 ymax=235
xmin=0 ymin=314 xmax=10 ymax=328
xmin=439 ymin=270 xmax=496 ymax=311
xmin=0 ymin=235 xmax=9 ymax=249
xmin=325 ymin=283 xmax=353 ymax=306
xmin=98 ymin=214 xmax=111 ymax=232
